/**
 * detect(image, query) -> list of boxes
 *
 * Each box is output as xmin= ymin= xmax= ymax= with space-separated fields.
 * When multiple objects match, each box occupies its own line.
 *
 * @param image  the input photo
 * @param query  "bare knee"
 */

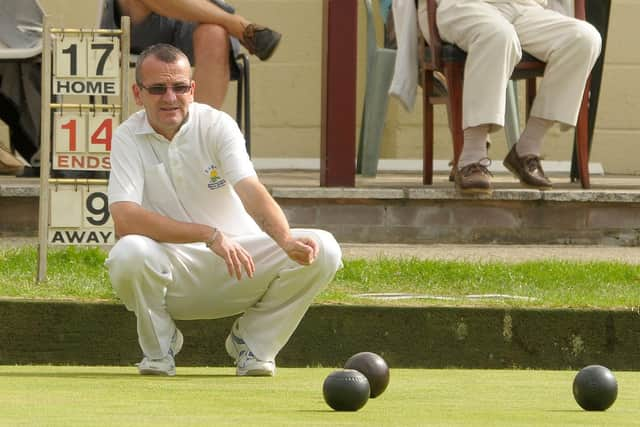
xmin=116 ymin=0 xmax=151 ymax=24
xmin=193 ymin=24 xmax=230 ymax=64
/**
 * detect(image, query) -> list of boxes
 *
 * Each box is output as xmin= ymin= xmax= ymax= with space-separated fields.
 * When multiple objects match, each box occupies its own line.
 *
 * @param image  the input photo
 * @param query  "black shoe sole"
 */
xmin=454 ymin=182 xmax=493 ymax=195
xmin=256 ymin=32 xmax=282 ymax=61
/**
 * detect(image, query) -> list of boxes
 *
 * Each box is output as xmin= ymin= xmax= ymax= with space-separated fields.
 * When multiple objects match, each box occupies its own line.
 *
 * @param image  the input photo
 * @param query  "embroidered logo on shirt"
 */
xmin=204 ymin=164 xmax=227 ymax=190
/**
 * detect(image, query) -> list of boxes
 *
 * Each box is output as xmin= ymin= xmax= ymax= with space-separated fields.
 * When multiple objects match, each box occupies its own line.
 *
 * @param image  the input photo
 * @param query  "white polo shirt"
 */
xmin=438 ymin=0 xmax=548 ymax=6
xmin=484 ymin=0 xmax=547 ymax=5
xmin=108 ymin=102 xmax=262 ymax=237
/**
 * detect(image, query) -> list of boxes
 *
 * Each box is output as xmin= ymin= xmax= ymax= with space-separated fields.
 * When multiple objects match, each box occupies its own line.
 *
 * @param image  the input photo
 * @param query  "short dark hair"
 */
xmin=135 ymin=43 xmax=191 ymax=85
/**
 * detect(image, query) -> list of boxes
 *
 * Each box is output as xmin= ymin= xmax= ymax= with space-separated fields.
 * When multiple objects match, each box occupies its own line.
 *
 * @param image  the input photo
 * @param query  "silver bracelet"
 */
xmin=205 ymin=228 xmax=220 ymax=248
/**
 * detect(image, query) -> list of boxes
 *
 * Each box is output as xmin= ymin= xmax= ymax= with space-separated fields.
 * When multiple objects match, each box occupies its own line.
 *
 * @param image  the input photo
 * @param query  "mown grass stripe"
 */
xmin=2 ymin=246 xmax=639 ymax=308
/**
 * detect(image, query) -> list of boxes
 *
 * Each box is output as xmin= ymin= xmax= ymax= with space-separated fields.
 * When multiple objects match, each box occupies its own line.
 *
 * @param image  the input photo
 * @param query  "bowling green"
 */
xmin=0 ymin=366 xmax=638 ymax=426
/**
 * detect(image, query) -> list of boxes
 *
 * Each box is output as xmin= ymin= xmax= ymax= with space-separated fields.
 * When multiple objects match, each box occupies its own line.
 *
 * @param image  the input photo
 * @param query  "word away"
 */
xmin=49 ymin=229 xmax=114 ymax=245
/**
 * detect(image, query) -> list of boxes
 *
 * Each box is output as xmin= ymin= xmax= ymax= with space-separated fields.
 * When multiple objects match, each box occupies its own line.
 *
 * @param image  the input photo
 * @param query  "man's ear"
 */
xmin=132 ymin=84 xmax=143 ymax=106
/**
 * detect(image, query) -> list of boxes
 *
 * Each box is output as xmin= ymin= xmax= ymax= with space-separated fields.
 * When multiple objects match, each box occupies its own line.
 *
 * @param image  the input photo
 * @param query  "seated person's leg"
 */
xmin=455 ymin=125 xmax=492 ymax=194
xmin=503 ymin=5 xmax=602 ymax=189
xmin=184 ymin=23 xmax=232 ymax=109
xmin=437 ymin=0 xmax=521 ymax=131
xmin=116 ymin=0 xmax=152 ymax=24
xmin=0 ymin=144 xmax=24 ymax=176
xmin=119 ymin=0 xmax=236 ymax=108
xmin=503 ymin=116 xmax=553 ymax=189
xmin=436 ymin=0 xmax=521 ymax=194
xmin=119 ymin=0 xmax=281 ymax=61
xmin=117 ymin=0 xmax=178 ymax=54
xmin=516 ymin=6 xmax=602 ymax=129
xmin=0 ymin=93 xmax=33 ymax=173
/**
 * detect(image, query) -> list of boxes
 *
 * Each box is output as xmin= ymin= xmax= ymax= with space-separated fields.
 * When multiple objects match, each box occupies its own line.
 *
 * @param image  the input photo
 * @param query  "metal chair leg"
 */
xmin=234 ymin=53 xmax=250 ymax=156
xmin=242 ymin=54 xmax=250 ymax=156
xmin=235 ymin=57 xmax=243 ymax=131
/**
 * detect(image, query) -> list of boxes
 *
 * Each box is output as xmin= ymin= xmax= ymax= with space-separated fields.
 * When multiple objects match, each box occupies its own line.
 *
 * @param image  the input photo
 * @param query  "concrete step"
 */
xmin=2 ymin=172 xmax=640 ymax=245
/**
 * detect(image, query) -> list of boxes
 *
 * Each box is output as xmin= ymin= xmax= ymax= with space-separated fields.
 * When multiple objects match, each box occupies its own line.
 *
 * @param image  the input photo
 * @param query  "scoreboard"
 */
xmin=38 ymin=18 xmax=130 ymax=281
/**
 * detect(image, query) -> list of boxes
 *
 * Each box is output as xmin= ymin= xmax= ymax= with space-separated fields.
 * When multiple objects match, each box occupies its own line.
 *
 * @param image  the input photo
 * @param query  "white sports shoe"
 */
xmin=225 ymin=324 xmax=275 ymax=377
xmin=137 ymin=328 xmax=184 ymax=376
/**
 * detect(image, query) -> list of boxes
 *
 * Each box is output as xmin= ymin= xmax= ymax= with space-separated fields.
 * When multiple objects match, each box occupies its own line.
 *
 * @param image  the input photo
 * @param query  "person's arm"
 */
xmin=110 ymin=201 xmax=255 ymax=279
xmin=234 ymin=176 xmax=318 ymax=265
xmin=110 ymin=201 xmax=213 ymax=243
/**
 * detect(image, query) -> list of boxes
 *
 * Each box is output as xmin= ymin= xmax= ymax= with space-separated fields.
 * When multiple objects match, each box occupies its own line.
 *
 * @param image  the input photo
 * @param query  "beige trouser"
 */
xmin=435 ymin=0 xmax=602 ymax=130
xmin=106 ymin=229 xmax=342 ymax=361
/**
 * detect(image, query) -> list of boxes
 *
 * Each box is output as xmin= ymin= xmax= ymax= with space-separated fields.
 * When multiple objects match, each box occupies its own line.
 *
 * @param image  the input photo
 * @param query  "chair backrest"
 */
xmin=364 ymin=0 xmax=394 ymax=74
xmin=364 ymin=0 xmax=378 ymax=76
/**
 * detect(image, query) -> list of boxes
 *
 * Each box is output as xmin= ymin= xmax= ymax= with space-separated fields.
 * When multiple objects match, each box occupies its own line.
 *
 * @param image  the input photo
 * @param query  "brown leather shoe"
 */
xmin=0 ymin=145 xmax=24 ymax=176
xmin=454 ymin=159 xmax=493 ymax=195
xmin=241 ymin=24 xmax=282 ymax=61
xmin=503 ymin=145 xmax=552 ymax=190
xmin=448 ymin=141 xmax=492 ymax=182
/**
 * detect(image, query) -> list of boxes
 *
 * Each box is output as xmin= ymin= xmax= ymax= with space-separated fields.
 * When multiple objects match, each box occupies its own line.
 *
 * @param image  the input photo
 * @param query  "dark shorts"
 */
xmin=119 ymin=4 xmax=241 ymax=79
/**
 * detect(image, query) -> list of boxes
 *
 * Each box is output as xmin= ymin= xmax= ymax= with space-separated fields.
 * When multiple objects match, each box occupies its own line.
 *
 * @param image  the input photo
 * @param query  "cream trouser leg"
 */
xmin=436 ymin=0 xmax=601 ymax=130
xmin=106 ymin=229 xmax=342 ymax=361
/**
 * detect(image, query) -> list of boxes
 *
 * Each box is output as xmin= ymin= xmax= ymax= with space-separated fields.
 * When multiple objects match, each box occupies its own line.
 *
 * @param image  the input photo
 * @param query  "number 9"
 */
xmin=86 ymin=192 xmax=110 ymax=226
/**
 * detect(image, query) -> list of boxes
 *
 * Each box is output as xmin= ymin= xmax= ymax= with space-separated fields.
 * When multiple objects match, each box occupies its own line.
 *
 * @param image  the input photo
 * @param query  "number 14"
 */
xmin=55 ymin=113 xmax=118 ymax=153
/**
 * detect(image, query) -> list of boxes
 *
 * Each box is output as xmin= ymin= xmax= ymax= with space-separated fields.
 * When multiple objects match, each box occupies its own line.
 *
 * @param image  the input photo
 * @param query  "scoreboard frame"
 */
xmin=37 ymin=16 xmax=131 ymax=282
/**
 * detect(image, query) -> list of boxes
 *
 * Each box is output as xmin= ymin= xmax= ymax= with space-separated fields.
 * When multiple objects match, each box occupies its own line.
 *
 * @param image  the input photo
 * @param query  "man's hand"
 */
xmin=207 ymin=231 xmax=255 ymax=280
xmin=282 ymin=236 xmax=319 ymax=265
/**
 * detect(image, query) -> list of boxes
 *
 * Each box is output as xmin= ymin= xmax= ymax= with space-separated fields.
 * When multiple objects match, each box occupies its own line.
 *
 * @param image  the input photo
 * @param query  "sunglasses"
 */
xmin=139 ymin=83 xmax=192 ymax=95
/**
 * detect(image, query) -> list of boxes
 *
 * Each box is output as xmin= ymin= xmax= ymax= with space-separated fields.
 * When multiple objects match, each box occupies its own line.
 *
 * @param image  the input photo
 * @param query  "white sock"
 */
xmin=458 ymin=125 xmax=489 ymax=168
xmin=516 ymin=117 xmax=553 ymax=157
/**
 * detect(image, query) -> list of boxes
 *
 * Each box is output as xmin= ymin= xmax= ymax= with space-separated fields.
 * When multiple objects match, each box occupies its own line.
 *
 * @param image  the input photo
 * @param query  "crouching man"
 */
xmin=106 ymin=43 xmax=341 ymax=376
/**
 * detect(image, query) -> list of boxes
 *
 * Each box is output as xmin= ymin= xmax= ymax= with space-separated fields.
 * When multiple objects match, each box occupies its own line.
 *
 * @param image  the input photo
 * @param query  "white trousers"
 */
xmin=106 ymin=229 xmax=342 ymax=361
xmin=435 ymin=0 xmax=602 ymax=130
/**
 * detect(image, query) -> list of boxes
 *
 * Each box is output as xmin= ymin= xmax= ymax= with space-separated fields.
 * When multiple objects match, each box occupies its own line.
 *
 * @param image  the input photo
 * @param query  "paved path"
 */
xmin=340 ymin=243 xmax=640 ymax=263
xmin=3 ymin=237 xmax=640 ymax=264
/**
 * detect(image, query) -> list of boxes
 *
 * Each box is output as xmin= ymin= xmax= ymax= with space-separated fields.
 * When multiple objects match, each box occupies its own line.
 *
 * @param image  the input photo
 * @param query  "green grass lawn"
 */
xmin=1 ymin=246 xmax=640 ymax=309
xmin=0 ymin=366 xmax=638 ymax=426
xmin=1 ymin=247 xmax=637 ymax=425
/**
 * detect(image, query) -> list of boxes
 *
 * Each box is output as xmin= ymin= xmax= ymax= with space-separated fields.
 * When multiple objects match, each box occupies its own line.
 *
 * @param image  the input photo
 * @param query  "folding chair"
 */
xmin=356 ymin=0 xmax=396 ymax=177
